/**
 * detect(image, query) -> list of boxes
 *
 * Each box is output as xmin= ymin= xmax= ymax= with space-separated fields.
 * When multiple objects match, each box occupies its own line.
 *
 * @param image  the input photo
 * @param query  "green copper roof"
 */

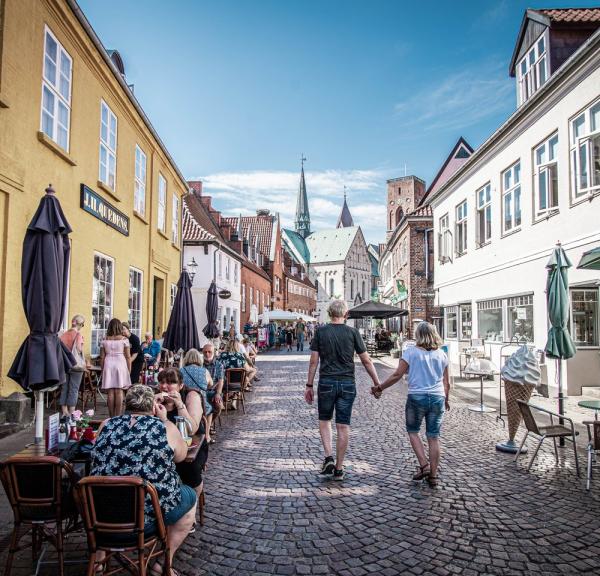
xmin=282 ymin=228 xmax=310 ymax=264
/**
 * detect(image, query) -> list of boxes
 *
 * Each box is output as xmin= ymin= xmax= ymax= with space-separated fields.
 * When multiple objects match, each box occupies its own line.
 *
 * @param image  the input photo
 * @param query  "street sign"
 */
xmin=420 ymin=292 xmax=435 ymax=298
xmin=218 ymin=289 xmax=232 ymax=299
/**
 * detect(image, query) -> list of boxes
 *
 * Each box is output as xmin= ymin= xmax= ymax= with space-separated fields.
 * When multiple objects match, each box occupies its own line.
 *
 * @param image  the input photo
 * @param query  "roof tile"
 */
xmin=535 ymin=8 xmax=600 ymax=23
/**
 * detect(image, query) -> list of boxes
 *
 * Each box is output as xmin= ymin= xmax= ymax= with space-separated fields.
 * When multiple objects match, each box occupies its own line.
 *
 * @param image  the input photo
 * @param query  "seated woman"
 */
xmin=157 ymin=368 xmax=207 ymax=533
xmin=218 ymin=338 xmax=255 ymax=391
xmin=91 ymin=384 xmax=196 ymax=574
xmin=180 ymin=349 xmax=219 ymax=443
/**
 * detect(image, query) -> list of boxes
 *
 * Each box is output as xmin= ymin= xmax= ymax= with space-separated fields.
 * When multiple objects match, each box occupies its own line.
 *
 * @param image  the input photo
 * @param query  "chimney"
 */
xmin=188 ymin=180 xmax=203 ymax=196
xmin=256 ymin=209 xmax=270 ymax=218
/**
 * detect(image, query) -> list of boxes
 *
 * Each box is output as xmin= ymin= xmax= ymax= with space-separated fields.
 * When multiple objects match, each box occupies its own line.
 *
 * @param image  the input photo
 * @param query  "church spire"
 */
xmin=337 ymin=186 xmax=354 ymax=228
xmin=294 ymin=154 xmax=311 ymax=239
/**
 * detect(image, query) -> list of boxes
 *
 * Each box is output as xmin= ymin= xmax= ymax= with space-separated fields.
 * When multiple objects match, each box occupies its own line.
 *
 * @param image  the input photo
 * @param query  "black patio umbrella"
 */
xmin=8 ymin=185 xmax=75 ymax=442
xmin=163 ymin=270 xmax=201 ymax=353
xmin=347 ymin=300 xmax=408 ymax=320
xmin=203 ymin=280 xmax=220 ymax=339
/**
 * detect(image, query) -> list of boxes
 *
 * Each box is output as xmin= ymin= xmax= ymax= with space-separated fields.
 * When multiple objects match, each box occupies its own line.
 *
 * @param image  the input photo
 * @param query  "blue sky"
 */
xmin=78 ymin=0 xmax=600 ymax=244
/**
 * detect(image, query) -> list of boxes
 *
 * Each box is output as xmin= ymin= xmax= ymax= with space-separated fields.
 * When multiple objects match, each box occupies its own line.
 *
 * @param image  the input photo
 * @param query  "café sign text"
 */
xmin=80 ymin=184 xmax=130 ymax=236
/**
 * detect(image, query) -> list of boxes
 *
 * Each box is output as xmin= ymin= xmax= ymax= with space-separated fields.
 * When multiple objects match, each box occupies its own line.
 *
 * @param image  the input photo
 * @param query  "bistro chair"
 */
xmin=514 ymin=400 xmax=580 ymax=477
xmin=74 ymin=476 xmax=170 ymax=576
xmin=0 ymin=455 xmax=80 ymax=576
xmin=79 ymin=369 xmax=99 ymax=412
xmin=224 ymin=368 xmax=247 ymax=415
xmin=583 ymin=420 xmax=600 ymax=491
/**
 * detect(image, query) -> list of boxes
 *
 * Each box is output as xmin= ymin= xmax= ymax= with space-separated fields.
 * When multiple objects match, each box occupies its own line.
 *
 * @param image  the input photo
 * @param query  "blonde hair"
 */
xmin=415 ymin=322 xmax=443 ymax=351
xmin=225 ymin=338 xmax=240 ymax=353
xmin=125 ymin=385 xmax=155 ymax=413
xmin=71 ymin=314 xmax=85 ymax=328
xmin=183 ymin=348 xmax=203 ymax=366
xmin=327 ymin=299 xmax=347 ymax=319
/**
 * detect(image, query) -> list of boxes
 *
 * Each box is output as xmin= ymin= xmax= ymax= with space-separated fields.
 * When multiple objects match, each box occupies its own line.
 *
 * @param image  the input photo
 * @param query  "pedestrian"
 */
xmin=122 ymin=321 xmax=143 ymax=385
xmin=371 ymin=322 xmax=450 ymax=488
xmin=100 ymin=318 xmax=132 ymax=417
xmin=305 ymin=299 xmax=380 ymax=480
xmin=59 ymin=314 xmax=86 ymax=417
xmin=285 ymin=323 xmax=294 ymax=351
xmin=295 ymin=319 xmax=306 ymax=351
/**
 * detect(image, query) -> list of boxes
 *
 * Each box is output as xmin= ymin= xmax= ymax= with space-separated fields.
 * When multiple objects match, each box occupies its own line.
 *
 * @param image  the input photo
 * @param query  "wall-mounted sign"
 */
xmin=80 ymin=184 xmax=130 ymax=236
xmin=218 ymin=289 xmax=232 ymax=299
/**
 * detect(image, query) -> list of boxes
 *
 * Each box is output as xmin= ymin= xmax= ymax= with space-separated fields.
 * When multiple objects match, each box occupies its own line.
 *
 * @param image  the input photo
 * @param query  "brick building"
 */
xmin=283 ymin=252 xmax=317 ymax=315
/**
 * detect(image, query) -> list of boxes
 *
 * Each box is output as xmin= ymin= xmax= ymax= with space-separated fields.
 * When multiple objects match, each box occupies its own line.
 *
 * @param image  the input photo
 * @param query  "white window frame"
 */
xmin=445 ymin=306 xmax=458 ymax=339
xmin=455 ymin=201 xmax=467 ymax=256
xmin=476 ymin=183 xmax=492 ymax=246
xmin=41 ymin=26 xmax=72 ymax=151
xmin=534 ymin=132 xmax=559 ymax=218
xmin=171 ymin=194 xmax=180 ymax=245
xmin=157 ymin=173 xmax=167 ymax=233
xmin=128 ymin=267 xmax=143 ymax=339
xmin=438 ymin=213 xmax=452 ymax=263
xmin=134 ymin=145 xmax=147 ymax=216
xmin=225 ymin=256 xmax=230 ymax=281
xmin=459 ymin=303 xmax=472 ymax=340
xmin=570 ymin=98 xmax=600 ymax=200
xmin=570 ymin=288 xmax=599 ymax=348
xmin=234 ymin=262 xmax=238 ymax=285
xmin=91 ymin=252 xmax=114 ymax=356
xmin=218 ymin=252 xmax=222 ymax=278
xmin=170 ymin=283 xmax=177 ymax=312
xmin=99 ymin=100 xmax=118 ymax=190
xmin=250 ymin=286 xmax=254 ymax=306
xmin=516 ymin=29 xmax=549 ymax=106
xmin=241 ymin=284 xmax=246 ymax=312
xmin=502 ymin=161 xmax=522 ymax=234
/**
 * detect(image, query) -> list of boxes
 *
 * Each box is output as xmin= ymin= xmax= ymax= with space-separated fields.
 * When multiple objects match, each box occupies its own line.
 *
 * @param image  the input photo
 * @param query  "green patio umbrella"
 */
xmin=577 ymin=246 xmax=600 ymax=270
xmin=545 ymin=243 xmax=576 ymax=420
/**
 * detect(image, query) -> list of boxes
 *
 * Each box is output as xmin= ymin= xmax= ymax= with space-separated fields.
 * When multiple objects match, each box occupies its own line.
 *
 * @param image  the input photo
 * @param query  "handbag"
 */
xmin=69 ymin=332 xmax=87 ymax=372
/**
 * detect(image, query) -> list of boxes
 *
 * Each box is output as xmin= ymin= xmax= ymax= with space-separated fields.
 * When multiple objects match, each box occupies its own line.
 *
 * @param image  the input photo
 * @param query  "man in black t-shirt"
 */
xmin=122 ymin=322 xmax=143 ymax=385
xmin=306 ymin=300 xmax=380 ymax=481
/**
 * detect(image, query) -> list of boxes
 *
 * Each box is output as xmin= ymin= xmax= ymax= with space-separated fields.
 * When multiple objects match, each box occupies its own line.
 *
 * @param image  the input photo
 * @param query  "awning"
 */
xmin=577 ymin=246 xmax=600 ymax=270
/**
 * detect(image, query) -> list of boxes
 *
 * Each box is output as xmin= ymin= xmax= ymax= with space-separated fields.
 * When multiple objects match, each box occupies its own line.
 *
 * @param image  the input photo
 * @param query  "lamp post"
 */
xmin=186 ymin=257 xmax=198 ymax=283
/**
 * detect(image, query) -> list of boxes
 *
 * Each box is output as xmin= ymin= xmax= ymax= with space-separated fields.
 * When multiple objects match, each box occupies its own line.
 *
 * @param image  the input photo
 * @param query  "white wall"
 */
xmin=183 ymin=243 xmax=242 ymax=346
xmin=431 ymin=52 xmax=600 ymax=394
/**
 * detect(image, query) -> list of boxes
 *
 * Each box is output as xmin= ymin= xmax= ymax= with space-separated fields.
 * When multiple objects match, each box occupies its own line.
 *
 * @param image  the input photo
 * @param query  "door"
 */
xmin=153 ymin=276 xmax=165 ymax=338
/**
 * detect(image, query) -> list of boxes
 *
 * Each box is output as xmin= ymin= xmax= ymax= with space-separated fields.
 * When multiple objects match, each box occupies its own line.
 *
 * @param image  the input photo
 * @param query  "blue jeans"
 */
xmin=296 ymin=332 xmax=305 ymax=351
xmin=317 ymin=378 xmax=356 ymax=425
xmin=405 ymin=394 xmax=445 ymax=438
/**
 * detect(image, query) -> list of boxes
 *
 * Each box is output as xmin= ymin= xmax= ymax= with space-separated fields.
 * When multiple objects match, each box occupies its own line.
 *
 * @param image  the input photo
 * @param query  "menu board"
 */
xmin=47 ymin=412 xmax=60 ymax=452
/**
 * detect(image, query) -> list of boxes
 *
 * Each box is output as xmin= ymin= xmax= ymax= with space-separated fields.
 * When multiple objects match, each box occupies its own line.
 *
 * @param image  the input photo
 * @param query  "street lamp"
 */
xmin=187 ymin=257 xmax=198 ymax=283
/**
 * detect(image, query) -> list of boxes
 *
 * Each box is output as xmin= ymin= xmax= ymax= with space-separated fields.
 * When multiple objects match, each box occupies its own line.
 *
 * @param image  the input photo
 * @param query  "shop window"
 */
xmin=507 ymin=294 xmax=534 ymax=342
xmin=157 ymin=174 xmax=167 ymax=232
xmin=171 ymin=195 xmax=179 ymax=245
xmin=91 ymin=253 xmax=114 ymax=355
xmin=570 ymin=99 xmax=600 ymax=199
xmin=128 ymin=268 xmax=143 ymax=338
xmin=476 ymin=184 xmax=491 ymax=246
xmin=445 ymin=306 xmax=458 ymax=339
xmin=41 ymin=26 xmax=72 ymax=151
xmin=99 ymin=100 xmax=117 ymax=190
xmin=502 ymin=161 xmax=522 ymax=233
xmin=571 ymin=289 xmax=598 ymax=347
xmin=134 ymin=146 xmax=146 ymax=216
xmin=459 ymin=303 xmax=472 ymax=340
xmin=477 ymin=299 xmax=503 ymax=342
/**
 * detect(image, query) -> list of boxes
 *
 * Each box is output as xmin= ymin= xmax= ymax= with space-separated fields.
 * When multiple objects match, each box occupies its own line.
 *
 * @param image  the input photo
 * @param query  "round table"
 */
xmin=578 ymin=399 xmax=600 ymax=420
xmin=464 ymin=370 xmax=498 ymax=413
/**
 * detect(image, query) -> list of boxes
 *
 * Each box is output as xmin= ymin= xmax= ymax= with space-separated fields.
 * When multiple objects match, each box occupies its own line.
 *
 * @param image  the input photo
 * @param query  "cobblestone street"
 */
xmin=2 ymin=352 xmax=600 ymax=575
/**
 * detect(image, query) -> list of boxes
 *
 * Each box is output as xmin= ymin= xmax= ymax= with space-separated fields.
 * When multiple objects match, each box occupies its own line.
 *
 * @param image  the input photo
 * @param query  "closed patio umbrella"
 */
xmin=203 ymin=280 xmax=220 ymax=339
xmin=163 ymin=270 xmax=200 ymax=353
xmin=545 ymin=243 xmax=576 ymax=421
xmin=8 ymin=185 xmax=75 ymax=442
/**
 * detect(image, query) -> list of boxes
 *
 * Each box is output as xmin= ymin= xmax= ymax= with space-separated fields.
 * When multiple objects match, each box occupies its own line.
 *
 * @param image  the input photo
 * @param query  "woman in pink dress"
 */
xmin=100 ymin=318 xmax=132 ymax=417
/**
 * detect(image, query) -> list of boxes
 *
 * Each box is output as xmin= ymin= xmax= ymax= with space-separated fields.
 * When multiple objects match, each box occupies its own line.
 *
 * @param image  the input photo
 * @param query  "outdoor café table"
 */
xmin=578 ymin=399 xmax=600 ymax=420
xmin=464 ymin=366 xmax=498 ymax=413
xmin=185 ymin=434 xmax=206 ymax=463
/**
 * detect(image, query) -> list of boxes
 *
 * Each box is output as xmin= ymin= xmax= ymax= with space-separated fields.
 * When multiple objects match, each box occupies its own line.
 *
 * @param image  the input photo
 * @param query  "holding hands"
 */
xmin=371 ymin=384 xmax=382 ymax=399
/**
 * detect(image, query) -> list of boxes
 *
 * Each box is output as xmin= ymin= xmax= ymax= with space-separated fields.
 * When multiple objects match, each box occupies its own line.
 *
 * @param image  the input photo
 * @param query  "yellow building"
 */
xmin=0 ymin=0 xmax=187 ymax=395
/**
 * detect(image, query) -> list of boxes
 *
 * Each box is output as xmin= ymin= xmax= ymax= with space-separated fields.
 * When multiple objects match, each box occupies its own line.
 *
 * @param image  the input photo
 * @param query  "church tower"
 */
xmin=294 ymin=155 xmax=311 ymax=238
xmin=337 ymin=187 xmax=354 ymax=228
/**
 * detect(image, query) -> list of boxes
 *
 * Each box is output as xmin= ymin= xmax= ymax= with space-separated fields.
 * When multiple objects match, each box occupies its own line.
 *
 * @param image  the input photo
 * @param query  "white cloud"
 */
xmin=195 ymin=168 xmax=390 ymax=243
xmin=394 ymin=60 xmax=514 ymax=133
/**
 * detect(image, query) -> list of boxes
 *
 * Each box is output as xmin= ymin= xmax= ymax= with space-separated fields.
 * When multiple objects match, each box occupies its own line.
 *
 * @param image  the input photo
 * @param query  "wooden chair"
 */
xmin=515 ymin=400 xmax=580 ymax=476
xmin=0 ymin=456 xmax=80 ymax=576
xmin=79 ymin=369 xmax=98 ymax=412
xmin=583 ymin=420 xmax=600 ymax=491
xmin=74 ymin=476 xmax=170 ymax=576
xmin=224 ymin=368 xmax=247 ymax=415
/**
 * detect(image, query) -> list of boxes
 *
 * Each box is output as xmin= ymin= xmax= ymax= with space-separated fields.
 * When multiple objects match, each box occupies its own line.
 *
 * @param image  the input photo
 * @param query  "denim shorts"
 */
xmin=405 ymin=394 xmax=445 ymax=438
xmin=145 ymin=484 xmax=197 ymax=534
xmin=317 ymin=378 xmax=356 ymax=425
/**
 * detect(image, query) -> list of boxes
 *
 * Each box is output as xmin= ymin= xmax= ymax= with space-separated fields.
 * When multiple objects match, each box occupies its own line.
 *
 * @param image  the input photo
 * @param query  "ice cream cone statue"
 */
xmin=496 ymin=346 xmax=541 ymax=453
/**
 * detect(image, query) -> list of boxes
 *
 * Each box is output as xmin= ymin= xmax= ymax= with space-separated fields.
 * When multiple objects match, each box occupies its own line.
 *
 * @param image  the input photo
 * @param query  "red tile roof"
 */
xmin=535 ymin=8 xmax=600 ymax=23
xmin=409 ymin=205 xmax=433 ymax=218
xmin=222 ymin=214 xmax=276 ymax=261
xmin=183 ymin=193 xmax=226 ymax=243
xmin=182 ymin=202 xmax=215 ymax=242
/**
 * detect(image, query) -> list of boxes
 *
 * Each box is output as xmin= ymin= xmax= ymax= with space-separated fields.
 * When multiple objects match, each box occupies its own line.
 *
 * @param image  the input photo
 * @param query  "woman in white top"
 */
xmin=372 ymin=322 xmax=450 ymax=487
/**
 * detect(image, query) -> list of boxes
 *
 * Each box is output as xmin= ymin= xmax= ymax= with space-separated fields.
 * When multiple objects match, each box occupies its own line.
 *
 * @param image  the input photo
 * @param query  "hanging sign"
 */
xmin=80 ymin=184 xmax=130 ymax=236
xmin=218 ymin=289 xmax=232 ymax=299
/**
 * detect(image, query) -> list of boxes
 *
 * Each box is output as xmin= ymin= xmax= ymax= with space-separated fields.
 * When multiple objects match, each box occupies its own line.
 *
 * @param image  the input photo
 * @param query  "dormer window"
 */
xmin=516 ymin=31 xmax=549 ymax=106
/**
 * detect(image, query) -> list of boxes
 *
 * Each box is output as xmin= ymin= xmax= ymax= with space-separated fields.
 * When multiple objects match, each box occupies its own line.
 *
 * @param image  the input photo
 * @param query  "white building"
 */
xmin=429 ymin=8 xmax=600 ymax=395
xmin=182 ymin=187 xmax=242 ymax=346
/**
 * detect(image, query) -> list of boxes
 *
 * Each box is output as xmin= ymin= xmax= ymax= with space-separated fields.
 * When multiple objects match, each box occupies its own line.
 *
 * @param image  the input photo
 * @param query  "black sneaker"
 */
xmin=319 ymin=456 xmax=335 ymax=475
xmin=333 ymin=468 xmax=345 ymax=481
